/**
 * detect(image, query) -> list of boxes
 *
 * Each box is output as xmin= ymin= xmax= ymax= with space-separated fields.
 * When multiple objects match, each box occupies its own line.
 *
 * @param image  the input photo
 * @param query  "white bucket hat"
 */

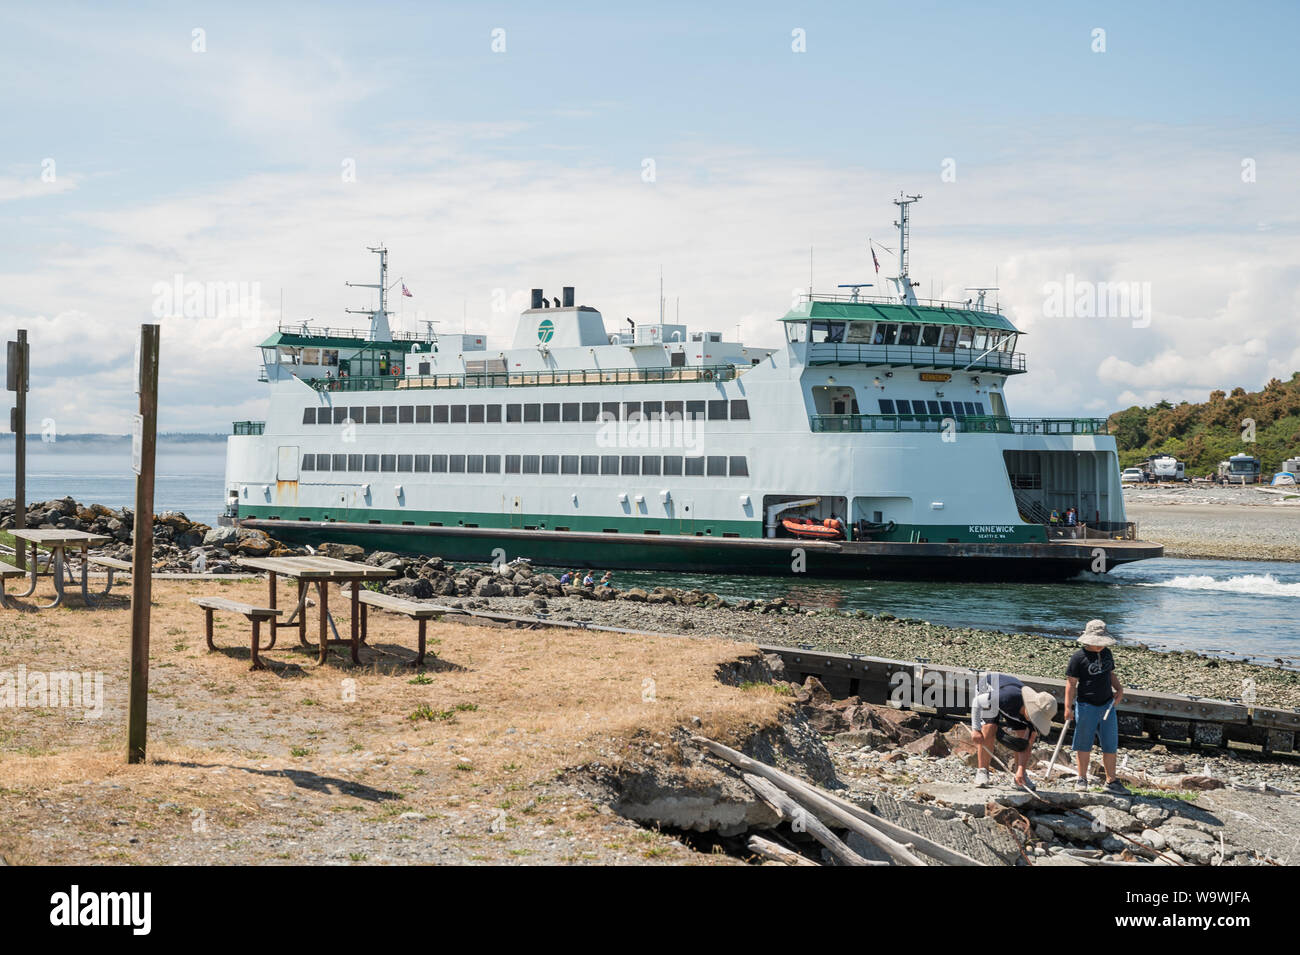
xmin=1020 ymin=688 xmax=1059 ymax=736
xmin=1077 ymin=619 xmax=1116 ymax=647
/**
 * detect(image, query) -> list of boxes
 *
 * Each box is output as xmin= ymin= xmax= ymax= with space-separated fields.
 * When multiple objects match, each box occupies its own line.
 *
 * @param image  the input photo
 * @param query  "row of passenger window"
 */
xmin=879 ymin=399 xmax=986 ymax=416
xmin=302 ymin=399 xmax=750 ymax=427
xmin=301 ymin=453 xmax=750 ymax=478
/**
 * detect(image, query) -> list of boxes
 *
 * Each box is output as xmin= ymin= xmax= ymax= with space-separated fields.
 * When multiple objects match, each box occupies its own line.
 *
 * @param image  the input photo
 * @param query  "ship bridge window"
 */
xmin=785 ymin=321 xmax=809 ymax=344
xmin=302 ymin=454 xmax=315 ymax=470
xmin=707 ymin=400 xmax=728 ymax=420
xmin=581 ymin=455 xmax=598 ymax=474
xmin=506 ymin=404 xmax=521 ymax=423
xmin=706 ymin=456 xmax=727 ymax=476
xmin=663 ymin=456 xmax=683 ymax=476
xmin=347 ymin=406 xmax=362 ymax=424
xmin=315 ymin=455 xmax=329 ymax=472
xmin=975 ymin=401 xmax=986 ymax=415
xmin=561 ymin=455 xmax=579 ymax=475
xmin=364 ymin=454 xmax=379 ymax=471
xmin=624 ymin=401 xmax=642 ymax=421
xmin=505 ymin=455 xmax=521 ymax=474
xmin=278 ymin=346 xmax=302 ymax=364
xmin=811 ymin=321 xmax=846 ymax=343
xmin=485 ymin=455 xmax=501 ymax=473
xmin=685 ymin=456 xmax=705 ymax=476
xmin=581 ymin=402 xmax=600 ymax=422
xmin=879 ymin=399 xmax=896 ymax=414
xmin=926 ymin=401 xmax=941 ymax=415
xmin=542 ymin=455 xmax=559 ymax=474
xmin=434 ymin=404 xmax=449 ymax=423
xmin=621 ymin=456 xmax=639 ymax=475
xmin=398 ymin=455 xmax=413 ymax=472
xmin=450 ymin=455 xmax=465 ymax=473
xmin=643 ymin=400 xmax=662 ymax=420
xmin=382 ymin=406 xmax=397 ymax=424
xmin=451 ymin=405 xmax=467 ymax=423
xmin=432 ymin=455 xmax=448 ymax=472
xmin=524 ymin=404 xmax=541 ymax=423
xmin=399 ymin=405 xmax=414 ymax=424
xmin=543 ymin=403 xmax=560 ymax=422
xmin=898 ymin=325 xmax=920 ymax=346
xmin=416 ymin=405 xmax=431 ymax=424
xmin=415 ymin=455 xmax=430 ymax=472
xmin=302 ymin=348 xmax=320 ymax=365
xmin=921 ymin=326 xmax=941 ymax=347
xmin=600 ymin=455 xmax=619 ymax=475
xmin=302 ymin=408 xmax=315 ymax=425
xmin=686 ymin=400 xmax=705 ymax=420
xmin=874 ymin=324 xmax=899 ymax=345
xmin=664 ymin=400 xmax=684 ymax=419
xmin=957 ymin=328 xmax=974 ymax=349
xmin=601 ymin=402 xmax=620 ymax=421
xmin=381 ymin=454 xmax=396 ymax=471
xmin=523 ymin=455 xmax=540 ymax=474
xmin=468 ymin=404 xmax=485 ymax=423
xmin=730 ymin=399 xmax=750 ymax=420
xmin=468 ymin=455 xmax=484 ymax=473
xmin=940 ymin=401 xmax=954 ymax=415
xmin=333 ymin=407 xmax=349 ymax=425
xmin=348 ymin=453 xmax=362 ymax=470
xmin=562 ymin=402 xmax=580 ymax=422
xmin=330 ymin=454 xmax=344 ymax=471
xmin=972 ymin=331 xmax=989 ymax=351
xmin=642 ymin=455 xmax=661 ymax=476
xmin=940 ymin=327 xmax=958 ymax=352
xmin=314 ymin=408 xmax=330 ymax=424
xmin=365 ymin=407 xmax=380 ymax=424
xmin=486 ymin=405 xmax=502 ymax=423
xmin=730 ymin=456 xmax=749 ymax=477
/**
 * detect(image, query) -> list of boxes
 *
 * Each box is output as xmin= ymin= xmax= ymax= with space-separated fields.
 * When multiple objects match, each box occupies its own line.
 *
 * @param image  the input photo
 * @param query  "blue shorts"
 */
xmin=1072 ymin=700 xmax=1118 ymax=754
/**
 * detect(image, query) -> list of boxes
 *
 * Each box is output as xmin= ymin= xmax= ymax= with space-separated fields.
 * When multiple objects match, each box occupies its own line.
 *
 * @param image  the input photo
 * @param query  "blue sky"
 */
xmin=1 ymin=1 xmax=1298 ymax=431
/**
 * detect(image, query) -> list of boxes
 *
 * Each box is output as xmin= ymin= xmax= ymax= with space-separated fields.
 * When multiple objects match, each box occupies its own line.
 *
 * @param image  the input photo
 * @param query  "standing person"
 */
xmin=1064 ymin=619 xmax=1127 ymax=793
xmin=1049 ymin=508 xmax=1060 ymax=526
xmin=969 ymin=674 xmax=1058 ymax=789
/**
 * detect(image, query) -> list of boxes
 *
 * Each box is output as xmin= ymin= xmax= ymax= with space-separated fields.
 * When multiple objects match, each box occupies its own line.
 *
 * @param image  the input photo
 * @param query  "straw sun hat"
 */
xmin=1019 ymin=688 xmax=1059 ymax=736
xmin=1077 ymin=619 xmax=1117 ymax=648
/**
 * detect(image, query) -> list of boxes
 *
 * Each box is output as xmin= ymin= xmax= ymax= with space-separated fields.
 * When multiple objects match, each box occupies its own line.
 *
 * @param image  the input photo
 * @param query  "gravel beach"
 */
xmin=1124 ymin=485 xmax=1300 ymax=561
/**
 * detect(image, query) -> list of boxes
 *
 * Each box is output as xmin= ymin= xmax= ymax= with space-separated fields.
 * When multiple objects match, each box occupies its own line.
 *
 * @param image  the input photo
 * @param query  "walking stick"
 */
xmin=1043 ymin=719 xmax=1072 ymax=781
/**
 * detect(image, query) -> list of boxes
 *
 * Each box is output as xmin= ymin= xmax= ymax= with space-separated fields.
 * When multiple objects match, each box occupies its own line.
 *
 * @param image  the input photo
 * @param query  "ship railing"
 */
xmin=232 ymin=420 xmax=265 ymax=435
xmin=805 ymin=342 xmax=1026 ymax=373
xmin=308 ymin=364 xmax=739 ymax=393
xmin=798 ymin=291 xmax=1003 ymax=314
xmin=1047 ymin=523 xmax=1137 ymax=541
xmin=275 ymin=323 xmax=436 ymax=343
xmin=809 ymin=414 xmax=1110 ymax=435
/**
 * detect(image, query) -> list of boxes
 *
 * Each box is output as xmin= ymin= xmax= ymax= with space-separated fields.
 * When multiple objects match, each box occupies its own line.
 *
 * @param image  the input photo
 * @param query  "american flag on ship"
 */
xmin=401 ymin=282 xmax=413 ymax=297
xmin=870 ymin=241 xmax=880 ymax=274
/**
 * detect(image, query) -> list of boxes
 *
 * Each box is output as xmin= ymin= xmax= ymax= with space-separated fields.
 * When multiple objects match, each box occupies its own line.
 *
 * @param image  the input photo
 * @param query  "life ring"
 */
xmin=702 ymin=369 xmax=714 ymax=381
xmin=391 ymin=365 xmax=402 ymax=376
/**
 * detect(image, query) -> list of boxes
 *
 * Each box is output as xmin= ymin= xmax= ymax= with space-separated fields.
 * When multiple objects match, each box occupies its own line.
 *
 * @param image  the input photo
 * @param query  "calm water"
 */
xmin=0 ymin=439 xmax=227 ymax=527
xmin=2 ymin=440 xmax=1295 ymax=664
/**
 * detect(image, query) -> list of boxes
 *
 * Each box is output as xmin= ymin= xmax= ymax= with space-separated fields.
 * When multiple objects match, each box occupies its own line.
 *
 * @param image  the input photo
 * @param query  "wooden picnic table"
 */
xmin=9 ymin=529 xmax=111 ymax=609
xmin=236 ymin=556 xmax=395 ymax=665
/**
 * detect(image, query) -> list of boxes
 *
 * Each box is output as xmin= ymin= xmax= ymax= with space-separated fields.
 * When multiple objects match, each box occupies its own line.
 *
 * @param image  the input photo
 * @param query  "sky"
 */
xmin=1 ymin=0 xmax=1298 ymax=433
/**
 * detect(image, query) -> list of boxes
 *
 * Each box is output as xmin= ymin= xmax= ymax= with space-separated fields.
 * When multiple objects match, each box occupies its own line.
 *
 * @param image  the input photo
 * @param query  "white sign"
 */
xmin=131 ymin=414 xmax=143 ymax=474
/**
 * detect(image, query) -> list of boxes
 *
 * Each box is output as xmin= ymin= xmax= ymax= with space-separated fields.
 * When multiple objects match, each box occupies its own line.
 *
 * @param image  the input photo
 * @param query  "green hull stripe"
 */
xmin=239 ymin=505 xmax=1047 ymax=544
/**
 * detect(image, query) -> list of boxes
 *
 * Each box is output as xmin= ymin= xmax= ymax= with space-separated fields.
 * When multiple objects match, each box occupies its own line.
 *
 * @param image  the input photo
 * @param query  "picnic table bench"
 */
xmin=342 ymin=586 xmax=441 ymax=665
xmin=0 ymin=563 xmax=32 ymax=609
xmin=8 ymin=529 xmax=111 ymax=608
xmin=192 ymin=596 xmax=283 ymax=670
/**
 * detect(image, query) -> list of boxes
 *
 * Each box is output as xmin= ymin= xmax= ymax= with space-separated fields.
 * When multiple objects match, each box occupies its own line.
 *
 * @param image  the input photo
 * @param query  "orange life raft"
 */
xmin=782 ymin=517 xmax=845 ymax=540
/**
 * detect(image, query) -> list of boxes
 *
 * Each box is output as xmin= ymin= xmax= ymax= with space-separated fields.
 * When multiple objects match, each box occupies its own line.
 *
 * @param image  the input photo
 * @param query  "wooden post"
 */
xmin=127 ymin=324 xmax=159 ymax=764
xmin=7 ymin=330 xmax=28 ymax=570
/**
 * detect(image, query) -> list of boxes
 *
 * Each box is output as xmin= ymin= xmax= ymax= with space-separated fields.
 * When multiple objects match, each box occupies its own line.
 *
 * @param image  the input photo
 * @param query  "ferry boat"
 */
xmin=224 ymin=196 xmax=1163 ymax=580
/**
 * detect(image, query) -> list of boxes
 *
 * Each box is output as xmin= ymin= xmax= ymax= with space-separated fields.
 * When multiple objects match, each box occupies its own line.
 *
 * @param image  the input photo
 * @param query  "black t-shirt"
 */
xmin=993 ymin=675 xmax=1030 ymax=730
xmin=1067 ymin=648 xmax=1115 ymax=705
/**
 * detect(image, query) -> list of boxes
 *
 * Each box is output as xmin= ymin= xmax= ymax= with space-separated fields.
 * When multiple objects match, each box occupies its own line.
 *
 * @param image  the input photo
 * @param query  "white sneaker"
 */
xmin=973 ymin=768 xmax=990 ymax=787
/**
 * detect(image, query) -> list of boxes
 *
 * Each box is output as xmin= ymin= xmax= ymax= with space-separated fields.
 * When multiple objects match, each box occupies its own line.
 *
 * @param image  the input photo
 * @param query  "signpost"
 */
xmin=6 ymin=330 xmax=28 ymax=570
xmin=127 ymin=325 xmax=159 ymax=764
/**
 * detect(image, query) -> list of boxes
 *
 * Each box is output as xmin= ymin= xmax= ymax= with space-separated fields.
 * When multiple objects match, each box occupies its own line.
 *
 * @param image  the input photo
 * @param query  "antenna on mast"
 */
xmin=344 ymin=246 xmax=392 ymax=341
xmin=891 ymin=194 xmax=922 ymax=305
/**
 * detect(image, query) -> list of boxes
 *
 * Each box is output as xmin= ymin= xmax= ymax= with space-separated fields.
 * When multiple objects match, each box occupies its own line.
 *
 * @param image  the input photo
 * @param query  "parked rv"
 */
xmin=1217 ymin=454 xmax=1262 ymax=484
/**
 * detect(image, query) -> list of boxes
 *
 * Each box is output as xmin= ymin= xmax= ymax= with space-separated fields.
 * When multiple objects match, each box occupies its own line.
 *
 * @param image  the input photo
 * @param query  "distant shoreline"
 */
xmin=0 ymin=433 xmax=225 ymax=445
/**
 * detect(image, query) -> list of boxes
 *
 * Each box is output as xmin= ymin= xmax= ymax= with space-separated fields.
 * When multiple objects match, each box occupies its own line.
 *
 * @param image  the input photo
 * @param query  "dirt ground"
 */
xmin=0 ymin=577 xmax=792 ymax=865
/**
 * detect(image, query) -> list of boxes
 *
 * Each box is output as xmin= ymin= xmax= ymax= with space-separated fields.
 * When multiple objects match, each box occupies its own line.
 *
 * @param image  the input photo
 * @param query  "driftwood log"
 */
xmin=693 ymin=736 xmax=929 ymax=866
xmin=746 ymin=834 xmax=820 ymax=867
xmin=742 ymin=774 xmax=882 ymax=866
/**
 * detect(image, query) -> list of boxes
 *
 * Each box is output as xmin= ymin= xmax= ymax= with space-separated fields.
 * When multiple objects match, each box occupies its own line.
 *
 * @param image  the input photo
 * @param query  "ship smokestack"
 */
xmin=562 ymin=286 xmax=575 ymax=308
xmin=531 ymin=288 xmax=544 ymax=309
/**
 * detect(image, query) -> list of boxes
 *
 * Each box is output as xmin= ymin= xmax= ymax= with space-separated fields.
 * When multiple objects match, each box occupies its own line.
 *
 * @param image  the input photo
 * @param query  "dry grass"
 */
xmin=0 ymin=577 xmax=789 ymax=865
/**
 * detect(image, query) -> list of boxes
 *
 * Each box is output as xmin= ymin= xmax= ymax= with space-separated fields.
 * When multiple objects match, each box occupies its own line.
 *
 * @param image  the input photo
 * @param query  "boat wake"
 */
xmin=1144 ymin=573 xmax=1300 ymax=597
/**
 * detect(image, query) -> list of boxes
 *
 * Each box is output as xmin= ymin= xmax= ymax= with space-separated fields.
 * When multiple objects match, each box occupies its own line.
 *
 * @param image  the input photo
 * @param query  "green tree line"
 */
xmin=1108 ymin=371 xmax=1300 ymax=477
